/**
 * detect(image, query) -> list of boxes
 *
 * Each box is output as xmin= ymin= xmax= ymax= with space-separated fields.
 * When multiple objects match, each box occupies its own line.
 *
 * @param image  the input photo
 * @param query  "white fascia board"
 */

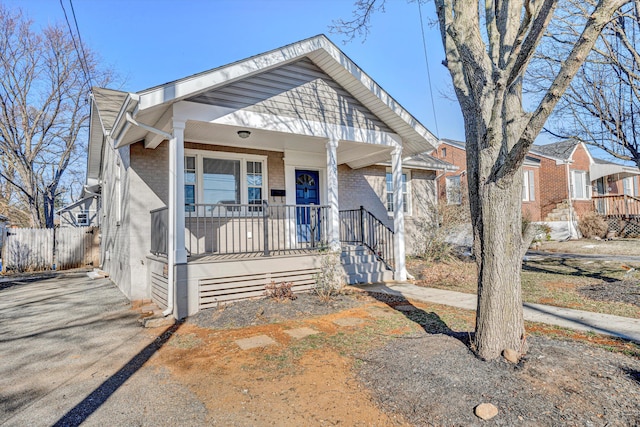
xmin=173 ymin=101 xmax=401 ymax=146
xmin=134 ymin=35 xmax=437 ymax=151
xmin=577 ymin=141 xmax=595 ymax=165
xmin=112 ymin=94 xmax=140 ymax=148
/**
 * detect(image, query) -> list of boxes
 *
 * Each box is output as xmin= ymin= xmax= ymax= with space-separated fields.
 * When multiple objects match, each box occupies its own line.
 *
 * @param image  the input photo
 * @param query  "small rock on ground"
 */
xmin=502 ymin=348 xmax=519 ymax=364
xmin=475 ymin=403 xmax=498 ymax=420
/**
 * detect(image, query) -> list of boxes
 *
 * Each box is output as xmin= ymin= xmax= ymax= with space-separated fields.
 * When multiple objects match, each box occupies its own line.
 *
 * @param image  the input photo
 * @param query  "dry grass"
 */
xmin=538 ymin=238 xmax=640 ymax=256
xmin=408 ymin=256 xmax=640 ymax=319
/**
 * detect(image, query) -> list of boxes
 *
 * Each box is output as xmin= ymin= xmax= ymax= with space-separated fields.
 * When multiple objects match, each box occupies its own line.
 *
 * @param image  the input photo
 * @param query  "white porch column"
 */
xmin=392 ymin=146 xmax=407 ymax=281
xmin=326 ymin=138 xmax=340 ymax=251
xmin=171 ymin=120 xmax=187 ymax=264
xmin=165 ymin=119 xmax=187 ymax=319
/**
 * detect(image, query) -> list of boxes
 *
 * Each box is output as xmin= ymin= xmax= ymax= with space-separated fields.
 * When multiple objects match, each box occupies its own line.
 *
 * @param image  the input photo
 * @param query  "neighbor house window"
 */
xmin=184 ymin=151 xmax=267 ymax=210
xmin=76 ymin=211 xmax=89 ymax=226
xmin=386 ymin=171 xmax=409 ymax=214
xmin=571 ymin=170 xmax=590 ymax=199
xmin=522 ymin=170 xmax=535 ymax=202
xmin=441 ymin=147 xmax=447 ymax=158
xmin=623 ymin=176 xmax=638 ymax=196
xmin=446 ymin=175 xmax=462 ymax=205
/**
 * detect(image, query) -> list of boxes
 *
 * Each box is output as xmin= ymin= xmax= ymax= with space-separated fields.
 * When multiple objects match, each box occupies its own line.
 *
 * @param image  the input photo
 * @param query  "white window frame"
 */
xmin=76 ymin=211 xmax=89 ymax=226
xmin=522 ymin=169 xmax=535 ymax=202
xmin=446 ymin=175 xmax=462 ymax=205
xmin=571 ymin=170 xmax=590 ymax=200
xmin=623 ymin=176 xmax=637 ymax=196
xmin=184 ymin=149 xmax=268 ymax=208
xmin=385 ymin=169 xmax=411 ymax=216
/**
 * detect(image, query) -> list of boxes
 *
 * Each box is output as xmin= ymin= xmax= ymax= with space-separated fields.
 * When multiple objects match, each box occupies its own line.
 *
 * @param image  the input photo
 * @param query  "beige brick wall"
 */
xmin=337 ymin=164 xmax=437 ymax=255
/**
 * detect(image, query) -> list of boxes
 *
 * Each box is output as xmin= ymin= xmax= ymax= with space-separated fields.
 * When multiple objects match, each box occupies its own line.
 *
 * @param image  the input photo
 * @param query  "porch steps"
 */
xmin=545 ymin=200 xmax=571 ymax=222
xmin=341 ymin=245 xmax=393 ymax=285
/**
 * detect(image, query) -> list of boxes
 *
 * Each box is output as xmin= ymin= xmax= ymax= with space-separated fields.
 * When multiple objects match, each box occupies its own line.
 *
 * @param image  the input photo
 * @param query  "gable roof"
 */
xmin=100 ymin=35 xmax=438 ymax=160
xmin=530 ymin=140 xmax=579 ymax=161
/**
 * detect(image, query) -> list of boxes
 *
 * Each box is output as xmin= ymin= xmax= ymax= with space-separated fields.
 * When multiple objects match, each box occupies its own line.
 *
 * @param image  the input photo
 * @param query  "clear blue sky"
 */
xmin=6 ymin=0 xmax=465 ymax=141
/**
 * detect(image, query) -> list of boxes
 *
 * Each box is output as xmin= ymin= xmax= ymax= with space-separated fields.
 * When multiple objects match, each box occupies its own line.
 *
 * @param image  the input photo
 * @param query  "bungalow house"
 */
xmin=434 ymin=138 xmax=640 ymax=237
xmin=87 ymin=35 xmax=450 ymax=319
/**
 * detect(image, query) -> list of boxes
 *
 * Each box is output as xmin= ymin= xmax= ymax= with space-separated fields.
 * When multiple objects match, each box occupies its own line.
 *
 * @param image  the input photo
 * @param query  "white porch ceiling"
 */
xmin=184 ymin=121 xmax=392 ymax=167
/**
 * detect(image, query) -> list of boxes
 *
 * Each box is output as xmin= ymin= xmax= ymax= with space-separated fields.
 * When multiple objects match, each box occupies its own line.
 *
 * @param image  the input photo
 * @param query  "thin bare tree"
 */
xmin=0 ymin=5 xmax=112 ymax=228
xmin=334 ymin=0 xmax=628 ymax=360
xmin=537 ymin=1 xmax=640 ymax=169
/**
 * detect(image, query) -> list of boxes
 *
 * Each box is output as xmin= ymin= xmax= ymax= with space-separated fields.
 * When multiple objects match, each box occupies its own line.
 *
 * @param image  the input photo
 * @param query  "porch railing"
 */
xmin=150 ymin=207 xmax=168 ymax=256
xmin=339 ymin=206 xmax=395 ymax=270
xmin=593 ymin=194 xmax=640 ymax=217
xmin=150 ymin=202 xmax=329 ymax=257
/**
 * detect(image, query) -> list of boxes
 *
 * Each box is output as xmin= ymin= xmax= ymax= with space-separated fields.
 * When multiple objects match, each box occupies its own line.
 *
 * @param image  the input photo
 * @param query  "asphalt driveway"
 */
xmin=0 ymin=273 xmax=207 ymax=427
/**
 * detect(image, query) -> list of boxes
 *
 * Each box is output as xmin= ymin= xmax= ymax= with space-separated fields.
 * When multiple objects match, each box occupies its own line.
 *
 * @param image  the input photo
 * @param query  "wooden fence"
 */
xmin=1 ymin=227 xmax=100 ymax=273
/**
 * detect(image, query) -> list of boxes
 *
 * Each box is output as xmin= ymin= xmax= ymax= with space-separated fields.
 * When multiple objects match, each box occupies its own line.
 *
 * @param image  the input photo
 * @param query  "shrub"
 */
xmin=265 ymin=281 xmax=297 ymax=301
xmin=578 ymin=211 xmax=608 ymax=239
xmin=314 ymin=252 xmax=346 ymax=302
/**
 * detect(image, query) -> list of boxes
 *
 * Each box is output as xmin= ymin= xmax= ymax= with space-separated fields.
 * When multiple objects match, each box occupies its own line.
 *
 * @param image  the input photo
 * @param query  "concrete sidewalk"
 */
xmin=361 ymin=282 xmax=640 ymax=343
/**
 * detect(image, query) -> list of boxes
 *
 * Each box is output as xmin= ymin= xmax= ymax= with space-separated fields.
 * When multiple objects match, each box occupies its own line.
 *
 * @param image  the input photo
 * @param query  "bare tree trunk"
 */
xmin=472 ymin=170 xmax=527 ymax=357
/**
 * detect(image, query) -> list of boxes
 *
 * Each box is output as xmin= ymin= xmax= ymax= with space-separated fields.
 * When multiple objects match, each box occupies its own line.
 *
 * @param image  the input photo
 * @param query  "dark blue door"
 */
xmin=295 ymin=170 xmax=320 ymax=243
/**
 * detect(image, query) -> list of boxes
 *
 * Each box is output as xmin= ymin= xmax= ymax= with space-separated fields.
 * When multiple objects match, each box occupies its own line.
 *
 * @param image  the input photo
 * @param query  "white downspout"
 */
xmin=121 ymin=111 xmax=178 ymax=318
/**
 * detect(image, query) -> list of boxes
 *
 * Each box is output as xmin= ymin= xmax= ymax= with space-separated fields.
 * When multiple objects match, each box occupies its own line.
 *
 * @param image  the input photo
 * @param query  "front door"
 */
xmin=295 ymin=170 xmax=320 ymax=243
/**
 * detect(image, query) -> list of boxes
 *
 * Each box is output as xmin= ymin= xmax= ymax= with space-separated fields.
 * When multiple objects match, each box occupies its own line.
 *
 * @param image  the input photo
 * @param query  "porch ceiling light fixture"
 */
xmin=237 ymin=130 xmax=251 ymax=139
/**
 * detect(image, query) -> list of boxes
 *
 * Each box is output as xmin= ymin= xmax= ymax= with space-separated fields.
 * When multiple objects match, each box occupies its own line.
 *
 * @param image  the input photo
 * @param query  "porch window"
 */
xmin=446 ymin=175 xmax=462 ymax=205
xmin=184 ymin=151 xmax=267 ymax=210
xmin=386 ymin=171 xmax=409 ymax=214
xmin=571 ymin=170 xmax=590 ymax=200
xmin=185 ymin=156 xmax=196 ymax=211
xmin=522 ymin=170 xmax=535 ymax=202
xmin=203 ymin=158 xmax=241 ymax=204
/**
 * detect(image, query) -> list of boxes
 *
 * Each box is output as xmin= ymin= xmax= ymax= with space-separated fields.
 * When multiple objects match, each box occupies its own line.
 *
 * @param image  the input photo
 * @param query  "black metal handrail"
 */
xmin=339 ymin=205 xmax=394 ymax=270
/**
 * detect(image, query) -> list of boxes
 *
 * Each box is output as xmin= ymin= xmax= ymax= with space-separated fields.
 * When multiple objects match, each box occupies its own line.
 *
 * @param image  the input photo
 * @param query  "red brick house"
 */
xmin=433 ymin=139 xmax=639 ymax=230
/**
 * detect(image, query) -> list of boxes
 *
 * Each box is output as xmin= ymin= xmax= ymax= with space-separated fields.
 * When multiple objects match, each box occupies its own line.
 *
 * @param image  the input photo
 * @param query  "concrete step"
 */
xmin=341 ymin=253 xmax=378 ymax=265
xmin=341 ymin=261 xmax=388 ymax=275
xmin=346 ymin=270 xmax=394 ymax=285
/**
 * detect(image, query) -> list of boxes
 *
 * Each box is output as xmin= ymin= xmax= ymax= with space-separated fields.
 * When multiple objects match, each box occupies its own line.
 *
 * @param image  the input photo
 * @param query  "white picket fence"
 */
xmin=1 ymin=227 xmax=100 ymax=272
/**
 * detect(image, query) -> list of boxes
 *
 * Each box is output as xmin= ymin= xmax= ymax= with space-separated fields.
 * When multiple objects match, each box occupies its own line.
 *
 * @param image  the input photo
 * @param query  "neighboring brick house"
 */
xmin=433 ymin=138 xmax=640 ymax=227
xmin=434 ymin=139 xmax=542 ymax=221
xmin=86 ymin=35 xmax=448 ymax=318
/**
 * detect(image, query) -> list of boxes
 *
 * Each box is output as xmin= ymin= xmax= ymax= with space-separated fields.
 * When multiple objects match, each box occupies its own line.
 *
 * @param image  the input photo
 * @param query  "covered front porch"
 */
xmin=106 ymin=36 xmax=439 ymax=318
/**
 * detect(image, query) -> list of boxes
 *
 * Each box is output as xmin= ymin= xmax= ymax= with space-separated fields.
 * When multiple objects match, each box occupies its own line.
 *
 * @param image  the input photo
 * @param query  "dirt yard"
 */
xmin=147 ymin=291 xmax=640 ymax=426
xmin=537 ymin=238 xmax=640 ymax=256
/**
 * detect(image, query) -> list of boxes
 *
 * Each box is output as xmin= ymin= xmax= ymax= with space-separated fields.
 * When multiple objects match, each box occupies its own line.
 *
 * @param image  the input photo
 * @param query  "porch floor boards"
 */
xmin=188 ymin=249 xmax=324 ymax=263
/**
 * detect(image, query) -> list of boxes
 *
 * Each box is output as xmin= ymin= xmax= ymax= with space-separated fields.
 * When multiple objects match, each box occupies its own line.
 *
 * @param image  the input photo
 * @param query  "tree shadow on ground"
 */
xmin=364 ymin=290 xmax=474 ymax=348
xmin=622 ymin=367 xmax=640 ymax=385
xmin=522 ymin=257 xmax=622 ymax=283
xmin=52 ymin=322 xmax=181 ymax=427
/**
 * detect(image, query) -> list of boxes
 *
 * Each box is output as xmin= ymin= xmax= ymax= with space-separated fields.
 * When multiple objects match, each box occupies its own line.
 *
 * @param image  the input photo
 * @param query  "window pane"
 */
xmin=248 ymin=187 xmax=262 ymax=202
xmin=247 ymin=174 xmax=262 ymax=186
xmin=185 ymin=156 xmax=195 ymax=170
xmin=203 ymin=158 xmax=240 ymax=204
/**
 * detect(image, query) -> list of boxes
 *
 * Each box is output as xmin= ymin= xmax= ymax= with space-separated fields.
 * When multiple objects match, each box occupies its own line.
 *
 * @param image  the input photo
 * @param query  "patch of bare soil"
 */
xmin=152 ymin=291 xmax=640 ymax=426
xmin=358 ymin=334 xmax=640 ymax=426
xmin=578 ymin=279 xmax=640 ymax=306
xmin=186 ymin=291 xmax=366 ymax=329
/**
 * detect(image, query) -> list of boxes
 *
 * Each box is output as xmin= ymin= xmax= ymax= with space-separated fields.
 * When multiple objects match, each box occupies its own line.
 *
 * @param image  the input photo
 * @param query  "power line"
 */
xmin=418 ymin=0 xmax=440 ymax=138
xmin=59 ymin=0 xmax=93 ymax=89
xmin=69 ymin=0 xmax=94 ymax=88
